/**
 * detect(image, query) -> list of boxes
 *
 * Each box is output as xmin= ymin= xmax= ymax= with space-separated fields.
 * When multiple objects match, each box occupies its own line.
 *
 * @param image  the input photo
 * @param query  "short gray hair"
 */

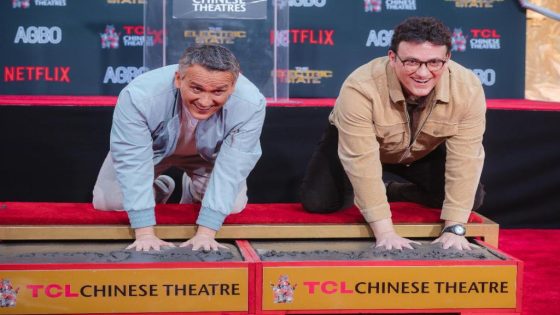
xmin=178 ymin=44 xmax=240 ymax=78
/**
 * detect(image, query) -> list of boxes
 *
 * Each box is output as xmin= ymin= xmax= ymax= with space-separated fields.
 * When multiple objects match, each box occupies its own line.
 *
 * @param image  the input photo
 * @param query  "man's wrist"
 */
xmin=134 ymin=226 xmax=155 ymax=238
xmin=369 ymin=218 xmax=396 ymax=237
xmin=440 ymin=223 xmax=466 ymax=236
xmin=196 ymin=225 xmax=217 ymax=238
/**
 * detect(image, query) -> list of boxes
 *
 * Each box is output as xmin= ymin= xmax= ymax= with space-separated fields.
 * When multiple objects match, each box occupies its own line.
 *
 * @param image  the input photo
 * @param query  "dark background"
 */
xmin=1 ymin=106 xmax=559 ymax=228
xmin=1 ymin=0 xmax=525 ymax=98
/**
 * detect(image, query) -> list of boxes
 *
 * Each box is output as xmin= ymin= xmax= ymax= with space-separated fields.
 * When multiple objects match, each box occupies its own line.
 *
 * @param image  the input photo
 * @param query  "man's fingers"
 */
xmin=402 ymin=243 xmax=414 ymax=250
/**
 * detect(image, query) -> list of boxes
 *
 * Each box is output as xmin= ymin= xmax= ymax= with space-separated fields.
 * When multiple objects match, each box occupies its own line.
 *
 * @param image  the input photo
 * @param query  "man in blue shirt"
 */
xmin=92 ymin=45 xmax=266 ymax=251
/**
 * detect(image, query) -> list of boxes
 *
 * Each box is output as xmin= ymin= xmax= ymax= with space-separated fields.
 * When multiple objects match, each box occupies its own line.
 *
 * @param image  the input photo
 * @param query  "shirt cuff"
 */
xmin=360 ymin=203 xmax=392 ymax=223
xmin=127 ymin=208 xmax=156 ymax=229
xmin=196 ymin=206 xmax=227 ymax=231
xmin=440 ymin=207 xmax=471 ymax=224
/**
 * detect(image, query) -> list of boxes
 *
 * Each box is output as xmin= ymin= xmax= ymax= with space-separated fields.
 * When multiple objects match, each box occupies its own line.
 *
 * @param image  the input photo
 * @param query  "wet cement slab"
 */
xmin=253 ymin=240 xmax=506 ymax=262
xmin=0 ymin=241 xmax=243 ymax=264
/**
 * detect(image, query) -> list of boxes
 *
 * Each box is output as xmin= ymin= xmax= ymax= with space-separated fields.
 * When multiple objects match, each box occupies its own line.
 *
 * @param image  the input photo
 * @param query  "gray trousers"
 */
xmin=92 ymin=153 xmax=247 ymax=213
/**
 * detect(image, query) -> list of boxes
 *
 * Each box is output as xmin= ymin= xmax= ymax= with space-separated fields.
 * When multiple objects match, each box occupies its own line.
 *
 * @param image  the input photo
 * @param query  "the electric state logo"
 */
xmin=444 ymin=0 xmax=504 ymax=8
xmin=184 ymin=28 xmax=246 ymax=45
xmin=275 ymin=67 xmax=333 ymax=84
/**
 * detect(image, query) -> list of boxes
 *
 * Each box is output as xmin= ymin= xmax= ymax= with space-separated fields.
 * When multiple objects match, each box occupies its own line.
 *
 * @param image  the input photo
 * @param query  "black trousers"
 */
xmin=300 ymin=124 xmax=485 ymax=213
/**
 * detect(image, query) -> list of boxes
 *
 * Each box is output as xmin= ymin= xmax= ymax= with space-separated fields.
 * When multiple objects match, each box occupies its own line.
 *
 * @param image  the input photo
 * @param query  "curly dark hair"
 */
xmin=390 ymin=17 xmax=452 ymax=53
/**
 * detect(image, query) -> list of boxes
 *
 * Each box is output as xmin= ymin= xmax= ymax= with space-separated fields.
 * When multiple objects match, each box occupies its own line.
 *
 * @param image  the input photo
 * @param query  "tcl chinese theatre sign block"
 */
xmin=0 ymin=241 xmax=255 ymax=314
xmin=252 ymin=240 xmax=522 ymax=314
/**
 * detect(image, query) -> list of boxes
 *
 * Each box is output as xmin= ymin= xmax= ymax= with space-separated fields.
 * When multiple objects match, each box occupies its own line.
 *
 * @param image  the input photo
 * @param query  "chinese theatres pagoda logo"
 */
xmin=0 ymin=279 xmax=19 ymax=308
xmin=12 ymin=0 xmax=30 ymax=8
xmin=364 ymin=0 xmax=382 ymax=12
xmin=451 ymin=28 xmax=467 ymax=52
xmin=100 ymin=25 xmax=120 ymax=49
xmin=271 ymin=275 xmax=297 ymax=303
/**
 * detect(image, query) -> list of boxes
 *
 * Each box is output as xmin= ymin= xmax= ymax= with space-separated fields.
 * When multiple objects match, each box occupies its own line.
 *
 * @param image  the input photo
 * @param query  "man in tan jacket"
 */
xmin=301 ymin=17 xmax=486 ymax=251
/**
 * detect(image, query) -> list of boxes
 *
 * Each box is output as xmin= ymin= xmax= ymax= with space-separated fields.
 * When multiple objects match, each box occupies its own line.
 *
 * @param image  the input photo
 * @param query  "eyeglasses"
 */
xmin=395 ymin=53 xmax=448 ymax=73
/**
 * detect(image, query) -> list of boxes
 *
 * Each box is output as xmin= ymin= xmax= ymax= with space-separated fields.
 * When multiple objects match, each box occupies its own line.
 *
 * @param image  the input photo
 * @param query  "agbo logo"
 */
xmin=289 ymin=0 xmax=326 ymax=7
xmin=14 ymin=26 xmax=62 ymax=44
xmin=472 ymin=68 xmax=496 ymax=86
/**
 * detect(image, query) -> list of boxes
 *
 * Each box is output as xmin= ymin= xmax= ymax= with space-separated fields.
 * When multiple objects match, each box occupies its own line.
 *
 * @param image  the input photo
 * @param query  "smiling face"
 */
xmin=174 ymin=64 xmax=236 ymax=120
xmin=389 ymin=41 xmax=450 ymax=98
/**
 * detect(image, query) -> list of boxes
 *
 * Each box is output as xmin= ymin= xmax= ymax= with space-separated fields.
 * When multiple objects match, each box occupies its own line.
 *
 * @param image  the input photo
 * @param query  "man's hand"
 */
xmin=432 ymin=220 xmax=473 ymax=250
xmin=180 ymin=226 xmax=227 ymax=251
xmin=126 ymin=226 xmax=176 ymax=251
xmin=370 ymin=218 xmax=420 ymax=250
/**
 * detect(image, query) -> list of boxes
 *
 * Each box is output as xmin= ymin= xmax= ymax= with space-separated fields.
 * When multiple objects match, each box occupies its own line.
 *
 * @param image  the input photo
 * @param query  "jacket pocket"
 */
xmin=415 ymin=121 xmax=458 ymax=150
xmin=374 ymin=123 xmax=406 ymax=151
xmin=420 ymin=121 xmax=458 ymax=138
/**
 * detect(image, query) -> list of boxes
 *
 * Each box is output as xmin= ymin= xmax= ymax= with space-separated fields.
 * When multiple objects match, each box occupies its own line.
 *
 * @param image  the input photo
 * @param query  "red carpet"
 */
xmin=0 ymin=202 xmax=483 ymax=225
xmin=1 ymin=203 xmax=557 ymax=314
xmin=499 ymin=229 xmax=560 ymax=315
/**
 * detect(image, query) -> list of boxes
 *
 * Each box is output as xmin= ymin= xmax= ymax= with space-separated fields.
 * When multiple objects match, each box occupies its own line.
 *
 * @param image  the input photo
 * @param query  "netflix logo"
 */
xmin=270 ymin=29 xmax=334 ymax=47
xmin=4 ymin=66 xmax=70 ymax=83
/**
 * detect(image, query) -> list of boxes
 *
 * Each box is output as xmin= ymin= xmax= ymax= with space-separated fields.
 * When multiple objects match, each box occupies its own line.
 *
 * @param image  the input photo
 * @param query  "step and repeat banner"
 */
xmin=1 ymin=0 xmax=526 ymax=98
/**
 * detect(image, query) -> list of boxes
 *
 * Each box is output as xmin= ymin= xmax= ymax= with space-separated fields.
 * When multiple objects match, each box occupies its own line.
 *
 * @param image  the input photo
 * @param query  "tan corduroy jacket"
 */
xmin=329 ymin=56 xmax=486 ymax=224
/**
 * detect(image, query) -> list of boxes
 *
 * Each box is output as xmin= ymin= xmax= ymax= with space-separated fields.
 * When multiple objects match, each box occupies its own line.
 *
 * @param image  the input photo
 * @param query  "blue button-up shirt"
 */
xmin=110 ymin=64 xmax=266 ymax=230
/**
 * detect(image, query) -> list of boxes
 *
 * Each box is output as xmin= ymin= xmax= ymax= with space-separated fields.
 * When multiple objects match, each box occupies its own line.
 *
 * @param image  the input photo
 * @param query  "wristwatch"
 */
xmin=440 ymin=224 xmax=466 ymax=236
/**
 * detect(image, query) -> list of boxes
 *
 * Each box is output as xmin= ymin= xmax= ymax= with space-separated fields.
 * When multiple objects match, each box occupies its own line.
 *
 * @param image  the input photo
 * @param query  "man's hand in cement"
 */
xmin=432 ymin=233 xmax=473 ymax=250
xmin=180 ymin=226 xmax=227 ymax=251
xmin=127 ymin=226 xmax=176 ymax=251
xmin=370 ymin=218 xmax=421 ymax=250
